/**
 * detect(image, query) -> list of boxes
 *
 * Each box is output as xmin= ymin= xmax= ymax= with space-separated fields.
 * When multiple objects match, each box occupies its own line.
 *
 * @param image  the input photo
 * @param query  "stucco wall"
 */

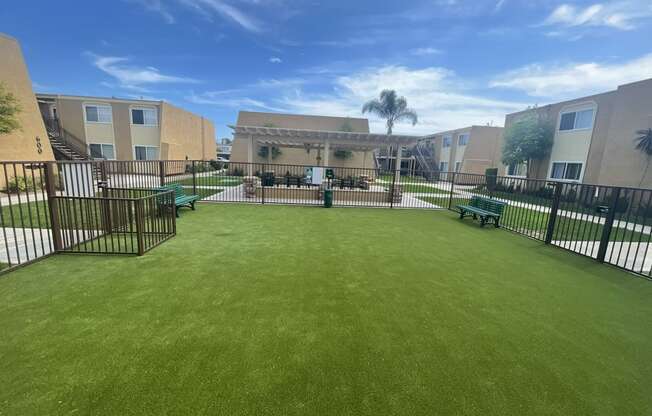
xmin=236 ymin=111 xmax=369 ymax=132
xmin=598 ymin=80 xmax=652 ymax=188
xmin=463 ymin=126 xmax=504 ymax=174
xmin=53 ymin=97 xmax=87 ymax=143
xmin=160 ymin=102 xmax=215 ymax=160
xmin=0 ymin=33 xmax=54 ymax=162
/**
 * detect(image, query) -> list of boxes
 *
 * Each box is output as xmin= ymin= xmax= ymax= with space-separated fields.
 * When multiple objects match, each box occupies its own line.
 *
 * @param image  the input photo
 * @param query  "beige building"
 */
xmin=36 ymin=94 xmax=216 ymax=161
xmin=0 ymin=33 xmax=54 ymax=162
xmin=420 ymin=126 xmax=504 ymax=174
xmin=230 ymin=111 xmax=377 ymax=168
xmin=503 ymin=78 xmax=652 ymax=188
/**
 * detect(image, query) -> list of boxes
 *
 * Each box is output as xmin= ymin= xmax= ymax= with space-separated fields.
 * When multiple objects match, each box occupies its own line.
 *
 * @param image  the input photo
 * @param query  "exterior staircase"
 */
xmin=413 ymin=141 xmax=438 ymax=179
xmin=43 ymin=117 xmax=92 ymax=161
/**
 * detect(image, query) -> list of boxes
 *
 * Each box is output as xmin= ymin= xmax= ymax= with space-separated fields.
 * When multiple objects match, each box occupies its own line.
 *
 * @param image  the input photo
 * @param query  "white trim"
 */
xmin=557 ymin=101 xmax=597 ymax=132
xmin=505 ymin=163 xmax=527 ymax=178
xmin=548 ymin=160 xmax=584 ymax=182
xmin=83 ymin=103 xmax=113 ymax=124
xmin=130 ymin=106 xmax=159 ymax=126
xmin=133 ymin=145 xmax=159 ymax=161
xmin=88 ymin=142 xmax=116 ymax=160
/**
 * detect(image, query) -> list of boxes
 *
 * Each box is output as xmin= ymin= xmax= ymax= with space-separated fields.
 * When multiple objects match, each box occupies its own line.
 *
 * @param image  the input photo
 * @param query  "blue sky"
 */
xmin=2 ymin=0 xmax=652 ymax=138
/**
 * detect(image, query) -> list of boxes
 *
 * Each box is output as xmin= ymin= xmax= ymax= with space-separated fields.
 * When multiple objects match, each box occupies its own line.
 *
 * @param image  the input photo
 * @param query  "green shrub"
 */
xmin=5 ymin=176 xmax=43 ymax=194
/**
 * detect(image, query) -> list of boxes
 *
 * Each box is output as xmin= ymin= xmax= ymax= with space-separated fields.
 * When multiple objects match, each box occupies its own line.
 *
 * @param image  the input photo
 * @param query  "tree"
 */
xmin=362 ymin=90 xmax=417 ymax=171
xmin=0 ymin=82 xmax=21 ymax=134
xmin=634 ymin=128 xmax=652 ymax=186
xmin=501 ymin=111 xmax=554 ymax=178
xmin=362 ymin=90 xmax=417 ymax=135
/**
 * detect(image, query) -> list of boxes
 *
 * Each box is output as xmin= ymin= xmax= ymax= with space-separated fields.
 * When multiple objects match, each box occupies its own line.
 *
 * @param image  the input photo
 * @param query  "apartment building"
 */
xmin=503 ymin=78 xmax=652 ymax=188
xmin=0 ymin=33 xmax=54 ymax=162
xmin=36 ymin=93 xmax=216 ymax=161
xmin=421 ymin=126 xmax=504 ymax=174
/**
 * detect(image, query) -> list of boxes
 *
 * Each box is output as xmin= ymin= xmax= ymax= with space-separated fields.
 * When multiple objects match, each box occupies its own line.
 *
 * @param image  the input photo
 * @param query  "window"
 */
xmin=559 ymin=109 xmax=594 ymax=131
xmin=131 ymin=108 xmax=158 ymax=126
xmin=134 ymin=146 xmax=159 ymax=160
xmin=85 ymin=105 xmax=112 ymax=123
xmin=506 ymin=163 xmax=527 ymax=177
xmin=455 ymin=161 xmax=462 ymax=172
xmin=89 ymin=143 xmax=115 ymax=160
xmin=458 ymin=134 xmax=469 ymax=146
xmin=550 ymin=162 xmax=582 ymax=181
xmin=442 ymin=136 xmax=451 ymax=148
xmin=439 ymin=161 xmax=448 ymax=171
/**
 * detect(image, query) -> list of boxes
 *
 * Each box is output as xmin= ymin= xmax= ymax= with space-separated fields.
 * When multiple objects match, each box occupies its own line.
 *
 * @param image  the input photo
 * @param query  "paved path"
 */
xmin=0 ymin=227 xmax=53 ymax=264
xmin=553 ymin=239 xmax=652 ymax=273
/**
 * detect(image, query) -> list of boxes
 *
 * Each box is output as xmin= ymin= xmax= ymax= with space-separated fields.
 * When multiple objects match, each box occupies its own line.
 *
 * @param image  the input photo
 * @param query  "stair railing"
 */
xmin=43 ymin=117 xmax=91 ymax=160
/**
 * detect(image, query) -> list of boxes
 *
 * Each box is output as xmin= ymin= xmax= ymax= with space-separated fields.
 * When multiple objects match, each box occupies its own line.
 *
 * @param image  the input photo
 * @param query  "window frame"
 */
xmin=458 ymin=133 xmax=469 ymax=146
xmin=455 ymin=161 xmax=462 ymax=172
xmin=505 ymin=163 xmax=527 ymax=178
xmin=439 ymin=161 xmax=449 ymax=172
xmin=558 ymin=106 xmax=595 ymax=132
xmin=84 ymin=104 xmax=113 ymax=124
xmin=88 ymin=143 xmax=116 ymax=160
xmin=442 ymin=136 xmax=452 ymax=148
xmin=130 ymin=106 xmax=159 ymax=126
xmin=548 ymin=161 xmax=583 ymax=182
xmin=133 ymin=145 xmax=159 ymax=161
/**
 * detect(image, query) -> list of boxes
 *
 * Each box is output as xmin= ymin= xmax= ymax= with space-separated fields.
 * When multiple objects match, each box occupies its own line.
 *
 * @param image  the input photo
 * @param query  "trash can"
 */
xmin=324 ymin=189 xmax=333 ymax=208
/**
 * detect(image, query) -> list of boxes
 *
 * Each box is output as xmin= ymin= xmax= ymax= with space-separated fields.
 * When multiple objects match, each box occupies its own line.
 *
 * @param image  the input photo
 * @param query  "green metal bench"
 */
xmin=156 ymin=184 xmax=199 ymax=217
xmin=456 ymin=195 xmax=506 ymax=228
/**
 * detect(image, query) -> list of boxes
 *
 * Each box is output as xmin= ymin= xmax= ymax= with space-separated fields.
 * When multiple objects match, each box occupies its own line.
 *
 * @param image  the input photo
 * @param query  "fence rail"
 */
xmin=1 ymin=159 xmax=652 ymax=279
xmin=1 ymin=161 xmax=176 ymax=274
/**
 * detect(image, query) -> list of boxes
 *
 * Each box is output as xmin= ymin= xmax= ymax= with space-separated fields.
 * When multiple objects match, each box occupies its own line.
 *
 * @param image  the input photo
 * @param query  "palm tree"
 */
xmin=362 ymin=90 xmax=418 ymax=171
xmin=362 ymin=90 xmax=418 ymax=135
xmin=634 ymin=128 xmax=652 ymax=186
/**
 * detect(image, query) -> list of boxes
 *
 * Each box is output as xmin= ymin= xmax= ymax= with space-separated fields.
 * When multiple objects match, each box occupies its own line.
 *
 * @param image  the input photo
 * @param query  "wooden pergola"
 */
xmin=229 ymin=125 xmax=421 ymax=178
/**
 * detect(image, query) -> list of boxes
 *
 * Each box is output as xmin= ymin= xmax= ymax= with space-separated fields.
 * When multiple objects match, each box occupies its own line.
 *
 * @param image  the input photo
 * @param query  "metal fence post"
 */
xmin=99 ymin=162 xmax=113 ymax=235
xmin=597 ymin=187 xmax=621 ymax=263
xmin=192 ymin=160 xmax=197 ymax=196
xmin=448 ymin=171 xmax=456 ymax=210
xmin=544 ymin=182 xmax=563 ymax=244
xmin=261 ymin=163 xmax=265 ymax=205
xmin=44 ymin=162 xmax=63 ymax=252
xmin=135 ymin=198 xmax=145 ymax=256
xmin=159 ymin=160 xmax=165 ymax=187
xmin=389 ymin=168 xmax=396 ymax=208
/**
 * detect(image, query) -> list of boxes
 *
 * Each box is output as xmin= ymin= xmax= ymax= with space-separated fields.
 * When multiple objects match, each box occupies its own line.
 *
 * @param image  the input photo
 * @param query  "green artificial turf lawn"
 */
xmin=1 ymin=204 xmax=651 ymax=415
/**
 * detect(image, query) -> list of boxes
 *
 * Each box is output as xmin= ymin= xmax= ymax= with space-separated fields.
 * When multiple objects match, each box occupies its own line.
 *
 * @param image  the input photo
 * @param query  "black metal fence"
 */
xmin=441 ymin=171 xmax=652 ymax=278
xmin=0 ymin=161 xmax=176 ymax=274
xmin=2 ymin=159 xmax=652 ymax=279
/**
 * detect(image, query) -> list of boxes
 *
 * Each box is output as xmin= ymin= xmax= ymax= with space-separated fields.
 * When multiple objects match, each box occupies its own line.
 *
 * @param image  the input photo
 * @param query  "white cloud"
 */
xmin=410 ymin=47 xmax=442 ymax=56
xmin=274 ymin=66 xmax=526 ymax=134
xmin=542 ymin=1 xmax=652 ymax=30
xmin=91 ymin=55 xmax=199 ymax=88
xmin=177 ymin=0 xmax=263 ymax=32
xmin=186 ymin=91 xmax=285 ymax=111
xmin=269 ymin=57 xmax=282 ymax=64
xmin=127 ymin=0 xmax=176 ymax=23
xmin=490 ymin=53 xmax=652 ymax=98
xmin=315 ymin=37 xmax=378 ymax=47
